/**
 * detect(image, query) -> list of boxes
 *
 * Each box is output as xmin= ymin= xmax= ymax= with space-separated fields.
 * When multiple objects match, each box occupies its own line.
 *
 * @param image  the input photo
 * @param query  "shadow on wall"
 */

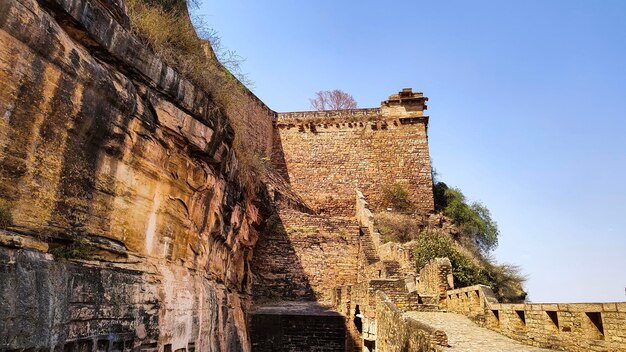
xmin=249 ymin=301 xmax=360 ymax=352
xmin=250 ymin=191 xmax=362 ymax=351
xmin=270 ymin=125 xmax=290 ymax=183
xmin=251 ymin=198 xmax=316 ymax=301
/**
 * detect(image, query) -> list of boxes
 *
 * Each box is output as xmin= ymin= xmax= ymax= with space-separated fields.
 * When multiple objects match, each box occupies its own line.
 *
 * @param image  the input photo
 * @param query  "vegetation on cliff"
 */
xmin=376 ymin=182 xmax=526 ymax=302
xmin=0 ymin=198 xmax=13 ymax=229
xmin=433 ymin=181 xmax=499 ymax=254
xmin=125 ymin=0 xmax=266 ymax=198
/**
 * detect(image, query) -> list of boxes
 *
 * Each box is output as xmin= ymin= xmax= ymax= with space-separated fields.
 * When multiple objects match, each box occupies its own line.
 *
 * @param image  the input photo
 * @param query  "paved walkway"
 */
xmin=404 ymin=312 xmax=557 ymax=351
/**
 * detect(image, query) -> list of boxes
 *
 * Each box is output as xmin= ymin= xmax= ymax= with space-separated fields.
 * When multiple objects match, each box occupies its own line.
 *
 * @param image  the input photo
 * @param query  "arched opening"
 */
xmin=354 ymin=305 xmax=363 ymax=334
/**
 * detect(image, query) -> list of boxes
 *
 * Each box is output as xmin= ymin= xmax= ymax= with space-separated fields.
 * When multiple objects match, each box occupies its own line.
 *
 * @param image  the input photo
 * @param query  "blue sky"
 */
xmin=194 ymin=0 xmax=626 ymax=303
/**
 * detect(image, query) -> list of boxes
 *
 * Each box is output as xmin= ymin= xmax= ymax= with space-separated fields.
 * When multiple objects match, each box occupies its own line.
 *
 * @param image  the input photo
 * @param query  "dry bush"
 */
xmin=374 ymin=212 xmax=424 ymax=243
xmin=125 ymin=0 xmax=263 ymax=198
xmin=381 ymin=182 xmax=413 ymax=213
xmin=310 ymin=90 xmax=358 ymax=111
xmin=0 ymin=198 xmax=13 ymax=229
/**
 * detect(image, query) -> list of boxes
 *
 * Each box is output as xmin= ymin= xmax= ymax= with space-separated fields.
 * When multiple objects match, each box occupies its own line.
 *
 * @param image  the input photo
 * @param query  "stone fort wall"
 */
xmin=274 ymin=89 xmax=435 ymax=216
xmin=446 ymin=285 xmax=626 ymax=352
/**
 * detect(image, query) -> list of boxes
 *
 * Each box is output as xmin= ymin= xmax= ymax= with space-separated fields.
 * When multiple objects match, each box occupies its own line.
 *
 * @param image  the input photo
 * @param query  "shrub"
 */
xmin=0 ymin=199 xmax=13 ymax=229
xmin=435 ymin=185 xmax=499 ymax=254
xmin=48 ymin=240 xmax=98 ymax=259
xmin=374 ymin=212 xmax=423 ymax=243
xmin=382 ymin=182 xmax=413 ymax=213
xmin=415 ymin=230 xmax=483 ymax=288
xmin=482 ymin=261 xmax=527 ymax=303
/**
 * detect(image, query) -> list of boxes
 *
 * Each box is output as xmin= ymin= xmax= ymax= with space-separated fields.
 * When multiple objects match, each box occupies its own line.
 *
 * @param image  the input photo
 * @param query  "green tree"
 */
xmin=434 ymin=183 xmax=499 ymax=254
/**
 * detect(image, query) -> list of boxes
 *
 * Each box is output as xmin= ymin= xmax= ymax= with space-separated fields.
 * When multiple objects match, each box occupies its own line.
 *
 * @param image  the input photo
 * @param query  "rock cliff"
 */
xmin=0 ymin=0 xmax=260 ymax=350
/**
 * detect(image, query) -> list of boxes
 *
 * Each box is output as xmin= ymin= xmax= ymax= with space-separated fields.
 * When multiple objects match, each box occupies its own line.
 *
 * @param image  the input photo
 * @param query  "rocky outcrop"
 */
xmin=0 ymin=0 xmax=260 ymax=349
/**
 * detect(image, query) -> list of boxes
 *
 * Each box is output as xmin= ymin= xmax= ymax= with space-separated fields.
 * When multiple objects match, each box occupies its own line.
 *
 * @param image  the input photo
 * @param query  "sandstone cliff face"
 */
xmin=0 ymin=0 xmax=259 ymax=350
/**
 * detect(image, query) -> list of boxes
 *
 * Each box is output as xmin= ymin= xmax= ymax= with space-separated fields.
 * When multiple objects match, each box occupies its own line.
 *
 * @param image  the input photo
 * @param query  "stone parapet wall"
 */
xmin=276 ymin=108 xmax=382 ymax=124
xmin=378 ymin=241 xmax=418 ymax=276
xmin=375 ymin=292 xmax=446 ymax=352
xmin=417 ymin=258 xmax=454 ymax=304
xmin=446 ymin=285 xmax=626 ymax=352
xmin=356 ymin=190 xmax=381 ymax=247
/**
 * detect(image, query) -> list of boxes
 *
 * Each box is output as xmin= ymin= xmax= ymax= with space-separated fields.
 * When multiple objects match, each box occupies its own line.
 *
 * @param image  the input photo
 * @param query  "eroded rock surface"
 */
xmin=0 ymin=0 xmax=259 ymax=349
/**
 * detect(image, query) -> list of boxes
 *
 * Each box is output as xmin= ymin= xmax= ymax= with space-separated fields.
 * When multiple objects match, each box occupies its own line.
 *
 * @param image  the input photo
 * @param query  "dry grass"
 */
xmin=374 ymin=211 xmax=424 ymax=243
xmin=125 ymin=0 xmax=263 ymax=198
xmin=0 ymin=198 xmax=13 ymax=229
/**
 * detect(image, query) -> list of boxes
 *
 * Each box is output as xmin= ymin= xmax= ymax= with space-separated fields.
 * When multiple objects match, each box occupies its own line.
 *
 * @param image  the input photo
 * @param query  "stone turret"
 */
xmin=381 ymin=88 xmax=428 ymax=118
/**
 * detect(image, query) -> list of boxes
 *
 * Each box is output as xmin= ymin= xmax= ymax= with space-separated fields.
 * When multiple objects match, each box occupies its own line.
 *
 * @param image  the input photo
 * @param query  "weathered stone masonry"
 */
xmin=274 ymin=89 xmax=435 ymax=216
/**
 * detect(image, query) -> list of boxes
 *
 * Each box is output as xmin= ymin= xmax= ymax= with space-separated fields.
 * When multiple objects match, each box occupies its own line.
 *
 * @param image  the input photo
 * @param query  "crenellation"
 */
xmin=446 ymin=285 xmax=626 ymax=351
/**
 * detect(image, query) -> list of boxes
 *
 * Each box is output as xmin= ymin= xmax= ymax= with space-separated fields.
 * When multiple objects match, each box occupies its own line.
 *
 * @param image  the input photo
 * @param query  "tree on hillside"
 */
xmin=310 ymin=90 xmax=358 ymax=110
xmin=433 ymin=182 xmax=500 ymax=254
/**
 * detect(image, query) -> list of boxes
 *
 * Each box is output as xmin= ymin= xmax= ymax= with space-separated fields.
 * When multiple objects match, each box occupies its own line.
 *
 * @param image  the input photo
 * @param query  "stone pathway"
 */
xmin=404 ymin=312 xmax=557 ymax=351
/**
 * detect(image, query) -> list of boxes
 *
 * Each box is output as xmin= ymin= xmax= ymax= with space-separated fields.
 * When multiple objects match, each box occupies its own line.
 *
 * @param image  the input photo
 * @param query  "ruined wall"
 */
xmin=375 ymin=292 xmax=445 ymax=352
xmin=275 ymin=89 xmax=435 ymax=216
xmin=446 ymin=285 xmax=626 ymax=352
xmin=251 ymin=209 xmax=360 ymax=303
xmin=0 ymin=0 xmax=260 ymax=349
xmin=417 ymin=258 xmax=454 ymax=304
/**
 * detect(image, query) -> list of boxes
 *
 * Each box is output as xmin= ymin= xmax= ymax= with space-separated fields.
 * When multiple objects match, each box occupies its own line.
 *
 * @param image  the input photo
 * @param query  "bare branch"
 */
xmin=309 ymin=89 xmax=357 ymax=111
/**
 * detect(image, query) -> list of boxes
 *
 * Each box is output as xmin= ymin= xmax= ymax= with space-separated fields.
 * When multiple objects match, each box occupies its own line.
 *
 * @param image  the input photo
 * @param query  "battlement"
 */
xmin=276 ymin=108 xmax=382 ymax=126
xmin=275 ymin=88 xmax=429 ymax=131
xmin=446 ymin=285 xmax=626 ymax=351
xmin=382 ymin=88 xmax=428 ymax=117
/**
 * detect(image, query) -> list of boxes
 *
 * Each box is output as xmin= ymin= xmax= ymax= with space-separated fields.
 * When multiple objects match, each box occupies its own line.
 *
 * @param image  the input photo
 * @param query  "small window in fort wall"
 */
xmin=491 ymin=310 xmax=500 ymax=329
xmin=515 ymin=310 xmax=527 ymax=329
xmin=471 ymin=290 xmax=481 ymax=307
xmin=585 ymin=312 xmax=604 ymax=340
xmin=546 ymin=311 xmax=559 ymax=332
xmin=364 ymin=340 xmax=376 ymax=352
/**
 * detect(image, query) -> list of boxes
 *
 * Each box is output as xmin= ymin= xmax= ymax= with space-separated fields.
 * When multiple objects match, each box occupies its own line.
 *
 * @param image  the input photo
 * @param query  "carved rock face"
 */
xmin=0 ymin=0 xmax=258 ymax=349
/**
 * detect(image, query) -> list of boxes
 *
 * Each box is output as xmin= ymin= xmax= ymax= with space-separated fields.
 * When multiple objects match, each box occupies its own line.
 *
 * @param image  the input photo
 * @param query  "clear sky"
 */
xmin=194 ymin=0 xmax=626 ymax=303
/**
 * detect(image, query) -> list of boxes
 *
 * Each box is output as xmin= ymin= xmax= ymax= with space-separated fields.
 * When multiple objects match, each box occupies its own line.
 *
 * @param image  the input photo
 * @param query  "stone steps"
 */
xmin=359 ymin=227 xmax=380 ymax=265
xmin=418 ymin=294 xmax=438 ymax=305
xmin=382 ymin=260 xmax=402 ymax=278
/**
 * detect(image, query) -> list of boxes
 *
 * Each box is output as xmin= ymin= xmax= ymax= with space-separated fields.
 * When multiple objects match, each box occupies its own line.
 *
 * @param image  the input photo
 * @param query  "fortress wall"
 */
xmin=231 ymin=92 xmax=276 ymax=158
xmin=446 ymin=285 xmax=626 ymax=352
xmin=417 ymin=258 xmax=454 ymax=303
xmin=251 ymin=209 xmax=361 ymax=303
xmin=275 ymin=103 xmax=434 ymax=216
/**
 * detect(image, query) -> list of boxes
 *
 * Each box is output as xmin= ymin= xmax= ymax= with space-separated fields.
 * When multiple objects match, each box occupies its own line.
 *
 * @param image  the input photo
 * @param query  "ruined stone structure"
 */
xmin=1 ymin=0 xmax=626 ymax=351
